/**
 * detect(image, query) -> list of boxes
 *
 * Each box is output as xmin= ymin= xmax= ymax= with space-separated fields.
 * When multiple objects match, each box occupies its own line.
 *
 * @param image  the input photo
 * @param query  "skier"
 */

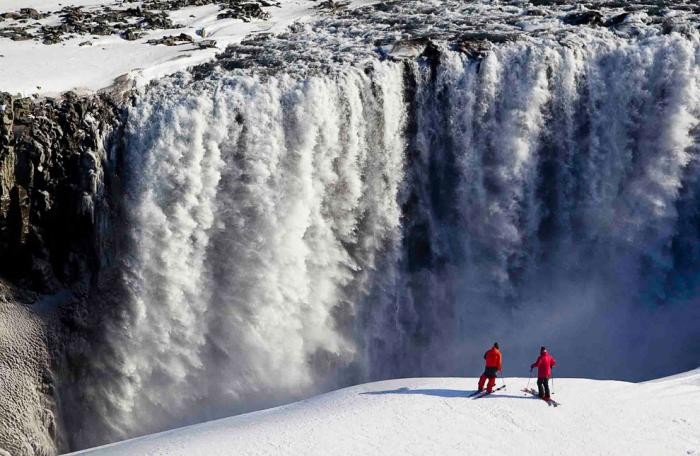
xmin=478 ymin=342 xmax=502 ymax=393
xmin=530 ymin=346 xmax=556 ymax=400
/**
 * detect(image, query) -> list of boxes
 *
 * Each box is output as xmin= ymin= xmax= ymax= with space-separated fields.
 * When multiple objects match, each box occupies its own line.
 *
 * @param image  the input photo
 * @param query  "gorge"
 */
xmin=1 ymin=1 xmax=700 ymax=454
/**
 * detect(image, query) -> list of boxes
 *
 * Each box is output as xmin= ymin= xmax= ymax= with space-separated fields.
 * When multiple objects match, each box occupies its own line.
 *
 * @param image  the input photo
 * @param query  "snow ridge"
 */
xmin=69 ymin=371 xmax=700 ymax=456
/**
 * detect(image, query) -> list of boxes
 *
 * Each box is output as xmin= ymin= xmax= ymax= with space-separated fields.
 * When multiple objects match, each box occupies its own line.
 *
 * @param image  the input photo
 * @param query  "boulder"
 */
xmin=147 ymin=32 xmax=194 ymax=46
xmin=605 ymin=12 xmax=631 ymax=27
xmin=562 ymin=10 xmax=603 ymax=26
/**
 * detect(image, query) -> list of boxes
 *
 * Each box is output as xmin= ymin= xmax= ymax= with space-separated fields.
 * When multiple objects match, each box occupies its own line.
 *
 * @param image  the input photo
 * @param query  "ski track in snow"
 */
xmin=68 ymin=370 xmax=700 ymax=456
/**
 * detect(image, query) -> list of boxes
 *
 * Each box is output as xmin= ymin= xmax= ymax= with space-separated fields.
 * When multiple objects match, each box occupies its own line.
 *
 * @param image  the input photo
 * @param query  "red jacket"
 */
xmin=484 ymin=347 xmax=502 ymax=371
xmin=531 ymin=352 xmax=556 ymax=378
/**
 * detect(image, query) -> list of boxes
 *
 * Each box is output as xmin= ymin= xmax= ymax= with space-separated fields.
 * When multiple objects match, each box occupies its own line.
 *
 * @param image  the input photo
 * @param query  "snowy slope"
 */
xmin=0 ymin=0 xmax=375 ymax=96
xmin=68 ymin=370 xmax=700 ymax=456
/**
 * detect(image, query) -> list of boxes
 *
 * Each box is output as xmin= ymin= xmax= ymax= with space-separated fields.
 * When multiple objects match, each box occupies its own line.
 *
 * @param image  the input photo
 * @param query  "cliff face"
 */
xmin=0 ymin=92 xmax=122 ymax=456
xmin=4 ymin=1 xmax=700 ymax=452
xmin=0 ymin=92 xmax=121 ymax=292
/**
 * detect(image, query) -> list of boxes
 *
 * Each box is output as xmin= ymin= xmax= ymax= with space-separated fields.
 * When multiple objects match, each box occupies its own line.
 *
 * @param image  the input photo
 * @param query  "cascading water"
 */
xmin=70 ymin=63 xmax=408 ymax=446
xmin=65 ymin=6 xmax=700 ymax=449
xmin=376 ymin=35 xmax=700 ymax=381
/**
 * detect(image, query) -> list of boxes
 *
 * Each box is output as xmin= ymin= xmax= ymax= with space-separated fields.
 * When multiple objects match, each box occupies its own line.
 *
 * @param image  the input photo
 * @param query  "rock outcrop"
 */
xmin=0 ymin=92 xmax=120 ymax=293
xmin=0 ymin=92 xmax=122 ymax=455
xmin=0 ymin=0 xmax=278 ymax=45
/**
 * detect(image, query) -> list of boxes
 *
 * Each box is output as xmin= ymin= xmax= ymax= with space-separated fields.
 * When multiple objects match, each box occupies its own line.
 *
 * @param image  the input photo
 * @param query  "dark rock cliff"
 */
xmin=0 ymin=92 xmax=121 ymax=292
xmin=0 ymin=91 xmax=123 ymax=456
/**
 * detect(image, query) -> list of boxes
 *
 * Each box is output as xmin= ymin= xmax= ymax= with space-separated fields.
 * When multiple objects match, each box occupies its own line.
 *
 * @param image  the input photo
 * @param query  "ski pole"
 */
xmin=551 ymin=374 xmax=555 ymax=395
xmin=526 ymin=368 xmax=533 ymax=390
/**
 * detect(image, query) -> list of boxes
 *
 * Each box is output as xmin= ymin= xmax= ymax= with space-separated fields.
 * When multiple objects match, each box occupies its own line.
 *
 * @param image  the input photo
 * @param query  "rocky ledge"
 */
xmin=191 ymin=0 xmax=700 ymax=78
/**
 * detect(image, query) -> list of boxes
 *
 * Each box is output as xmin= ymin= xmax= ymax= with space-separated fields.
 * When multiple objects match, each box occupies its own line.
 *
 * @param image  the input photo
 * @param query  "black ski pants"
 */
xmin=537 ymin=378 xmax=550 ymax=397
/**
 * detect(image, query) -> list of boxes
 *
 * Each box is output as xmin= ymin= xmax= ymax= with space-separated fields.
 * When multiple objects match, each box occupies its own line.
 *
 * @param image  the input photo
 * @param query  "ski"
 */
xmin=522 ymin=388 xmax=560 ymax=407
xmin=472 ymin=385 xmax=506 ymax=399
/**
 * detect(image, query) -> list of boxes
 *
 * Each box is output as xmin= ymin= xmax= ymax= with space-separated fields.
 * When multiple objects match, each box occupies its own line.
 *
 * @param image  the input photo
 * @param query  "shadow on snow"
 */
xmin=360 ymin=387 xmax=536 ymax=400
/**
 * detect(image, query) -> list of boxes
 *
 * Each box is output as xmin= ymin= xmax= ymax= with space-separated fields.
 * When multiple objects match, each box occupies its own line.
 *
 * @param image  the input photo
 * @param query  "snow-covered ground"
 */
xmin=68 ymin=369 xmax=700 ymax=456
xmin=3 ymin=0 xmax=699 ymax=96
xmin=0 ymin=0 xmax=375 ymax=96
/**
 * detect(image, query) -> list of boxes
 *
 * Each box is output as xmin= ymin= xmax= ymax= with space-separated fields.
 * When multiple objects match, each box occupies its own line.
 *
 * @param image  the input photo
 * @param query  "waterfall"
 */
xmin=71 ymin=32 xmax=700 ymax=447
xmin=70 ymin=62 xmax=407 ymax=446
xmin=370 ymin=35 xmax=700 ymax=381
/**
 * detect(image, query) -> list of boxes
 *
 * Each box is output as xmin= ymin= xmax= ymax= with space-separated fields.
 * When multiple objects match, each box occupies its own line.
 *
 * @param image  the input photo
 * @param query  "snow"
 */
xmin=2 ymin=0 xmax=696 ymax=97
xmin=0 ymin=0 xmax=376 ymax=96
xmin=67 ymin=369 xmax=700 ymax=456
xmin=0 ymin=286 xmax=54 ymax=456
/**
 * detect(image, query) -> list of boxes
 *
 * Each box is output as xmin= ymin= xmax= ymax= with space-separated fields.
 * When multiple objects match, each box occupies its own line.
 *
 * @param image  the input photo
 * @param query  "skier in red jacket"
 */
xmin=478 ymin=343 xmax=502 ymax=393
xmin=530 ymin=346 xmax=556 ymax=399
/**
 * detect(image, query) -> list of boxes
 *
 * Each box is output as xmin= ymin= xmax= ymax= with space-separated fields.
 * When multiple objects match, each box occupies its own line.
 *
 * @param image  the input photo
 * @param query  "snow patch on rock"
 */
xmin=0 ymin=0 xmax=378 ymax=96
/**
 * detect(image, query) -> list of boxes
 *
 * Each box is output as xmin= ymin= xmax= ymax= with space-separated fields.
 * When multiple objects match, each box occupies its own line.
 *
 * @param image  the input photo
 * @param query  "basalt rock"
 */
xmin=562 ymin=10 xmax=604 ymax=26
xmin=605 ymin=12 xmax=631 ymax=27
xmin=0 ymin=8 xmax=48 ymax=21
xmin=0 ymin=0 xmax=277 ymax=46
xmin=0 ymin=26 xmax=35 ymax=41
xmin=147 ymin=32 xmax=194 ymax=46
xmin=0 ymin=92 xmax=121 ymax=293
xmin=454 ymin=32 xmax=519 ymax=59
xmin=217 ymin=2 xmax=271 ymax=22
